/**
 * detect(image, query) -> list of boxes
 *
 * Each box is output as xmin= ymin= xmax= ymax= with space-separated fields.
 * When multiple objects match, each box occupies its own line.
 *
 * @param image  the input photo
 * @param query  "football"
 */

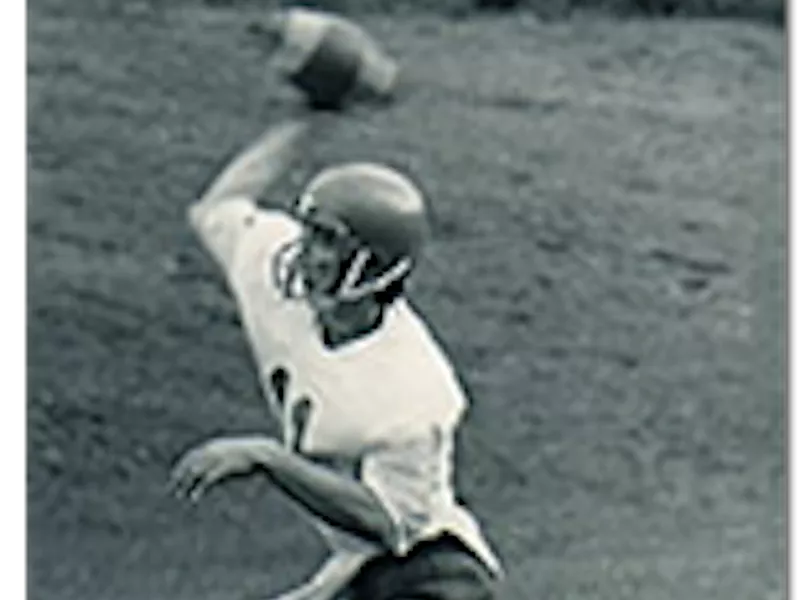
xmin=252 ymin=8 xmax=400 ymax=111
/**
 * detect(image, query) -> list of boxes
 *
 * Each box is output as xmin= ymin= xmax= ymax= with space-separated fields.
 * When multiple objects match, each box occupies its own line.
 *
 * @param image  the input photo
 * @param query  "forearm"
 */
xmin=254 ymin=444 xmax=396 ymax=549
xmin=191 ymin=119 xmax=309 ymax=219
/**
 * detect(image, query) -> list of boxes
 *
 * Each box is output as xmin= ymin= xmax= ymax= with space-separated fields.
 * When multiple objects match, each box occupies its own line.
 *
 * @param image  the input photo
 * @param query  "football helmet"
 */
xmin=275 ymin=162 xmax=428 ymax=305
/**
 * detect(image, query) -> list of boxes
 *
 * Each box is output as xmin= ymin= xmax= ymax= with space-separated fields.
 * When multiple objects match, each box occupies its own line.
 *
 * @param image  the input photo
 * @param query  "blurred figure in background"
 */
xmin=247 ymin=7 xmax=399 ymax=110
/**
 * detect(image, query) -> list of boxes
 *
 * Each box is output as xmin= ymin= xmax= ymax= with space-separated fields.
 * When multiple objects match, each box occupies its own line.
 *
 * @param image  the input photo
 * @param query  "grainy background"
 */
xmin=27 ymin=1 xmax=785 ymax=598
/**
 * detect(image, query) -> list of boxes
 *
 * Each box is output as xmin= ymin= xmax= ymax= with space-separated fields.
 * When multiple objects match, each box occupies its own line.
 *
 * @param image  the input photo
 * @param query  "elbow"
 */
xmin=362 ymin=484 xmax=433 ymax=556
xmin=382 ymin=504 xmax=438 ymax=556
xmin=187 ymin=201 xmax=218 ymax=239
xmin=375 ymin=515 xmax=404 ymax=554
xmin=350 ymin=501 xmax=399 ymax=552
xmin=186 ymin=203 xmax=205 ymax=231
xmin=383 ymin=525 xmax=410 ymax=557
xmin=376 ymin=513 xmax=427 ymax=557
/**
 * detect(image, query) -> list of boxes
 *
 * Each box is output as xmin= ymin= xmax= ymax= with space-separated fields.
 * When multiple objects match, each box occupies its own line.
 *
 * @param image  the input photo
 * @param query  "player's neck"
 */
xmin=318 ymin=299 xmax=384 ymax=349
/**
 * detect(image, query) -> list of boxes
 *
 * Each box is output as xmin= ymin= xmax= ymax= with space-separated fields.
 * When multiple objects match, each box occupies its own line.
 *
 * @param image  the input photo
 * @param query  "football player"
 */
xmin=170 ymin=118 xmax=503 ymax=600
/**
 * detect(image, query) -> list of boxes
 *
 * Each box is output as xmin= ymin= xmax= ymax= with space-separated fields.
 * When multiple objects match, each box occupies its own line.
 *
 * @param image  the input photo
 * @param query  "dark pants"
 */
xmin=345 ymin=535 xmax=496 ymax=600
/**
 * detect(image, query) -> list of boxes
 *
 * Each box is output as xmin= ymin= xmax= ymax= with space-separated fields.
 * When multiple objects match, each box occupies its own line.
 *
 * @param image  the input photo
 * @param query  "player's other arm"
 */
xmin=171 ymin=433 xmax=442 ymax=555
xmin=266 ymin=437 xmax=444 ymax=555
xmin=254 ymin=442 xmax=399 ymax=548
xmin=187 ymin=119 xmax=309 ymax=269
xmin=171 ymin=436 xmax=402 ymax=550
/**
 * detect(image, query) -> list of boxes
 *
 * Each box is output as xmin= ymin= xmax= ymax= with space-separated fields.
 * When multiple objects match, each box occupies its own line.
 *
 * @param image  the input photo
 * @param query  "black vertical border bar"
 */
xmin=15 ymin=0 xmax=30 ymax=600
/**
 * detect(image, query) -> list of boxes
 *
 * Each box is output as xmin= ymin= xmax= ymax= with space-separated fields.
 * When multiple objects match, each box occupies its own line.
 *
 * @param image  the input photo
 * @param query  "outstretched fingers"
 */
xmin=187 ymin=462 xmax=231 ymax=502
xmin=170 ymin=448 xmax=218 ymax=502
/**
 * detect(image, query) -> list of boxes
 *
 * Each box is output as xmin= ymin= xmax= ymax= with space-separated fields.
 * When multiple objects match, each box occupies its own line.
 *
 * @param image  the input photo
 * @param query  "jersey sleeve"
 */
xmin=188 ymin=197 xmax=260 ymax=272
xmin=188 ymin=198 xmax=300 ymax=278
xmin=359 ymin=428 xmax=450 ymax=557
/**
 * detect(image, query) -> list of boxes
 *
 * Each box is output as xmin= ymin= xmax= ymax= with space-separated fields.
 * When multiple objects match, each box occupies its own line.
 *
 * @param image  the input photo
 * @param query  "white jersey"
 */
xmin=190 ymin=197 xmax=503 ymax=577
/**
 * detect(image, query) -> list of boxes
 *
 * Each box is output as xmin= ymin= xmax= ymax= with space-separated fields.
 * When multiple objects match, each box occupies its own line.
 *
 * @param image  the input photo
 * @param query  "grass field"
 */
xmin=27 ymin=2 xmax=786 ymax=599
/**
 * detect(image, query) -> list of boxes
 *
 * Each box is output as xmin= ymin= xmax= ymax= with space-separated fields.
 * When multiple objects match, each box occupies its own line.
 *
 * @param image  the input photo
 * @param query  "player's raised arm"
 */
xmin=188 ymin=118 xmax=310 ymax=270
